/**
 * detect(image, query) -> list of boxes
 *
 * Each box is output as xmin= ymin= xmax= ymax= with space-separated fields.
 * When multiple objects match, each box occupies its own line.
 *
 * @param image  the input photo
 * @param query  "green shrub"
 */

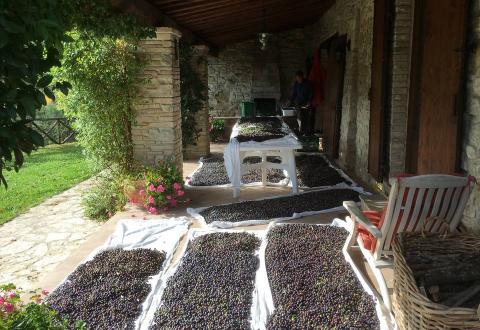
xmin=0 ymin=284 xmax=85 ymax=330
xmin=81 ymin=172 xmax=130 ymax=221
xmin=141 ymin=159 xmax=185 ymax=214
xmin=209 ymin=116 xmax=226 ymax=142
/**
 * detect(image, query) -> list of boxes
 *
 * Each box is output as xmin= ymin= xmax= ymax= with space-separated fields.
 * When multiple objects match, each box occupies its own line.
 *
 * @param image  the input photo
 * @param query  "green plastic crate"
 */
xmin=240 ymin=102 xmax=256 ymax=118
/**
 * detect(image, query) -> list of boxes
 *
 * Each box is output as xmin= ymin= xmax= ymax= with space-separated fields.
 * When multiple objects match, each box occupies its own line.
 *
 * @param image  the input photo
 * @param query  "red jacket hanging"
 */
xmin=308 ymin=49 xmax=327 ymax=107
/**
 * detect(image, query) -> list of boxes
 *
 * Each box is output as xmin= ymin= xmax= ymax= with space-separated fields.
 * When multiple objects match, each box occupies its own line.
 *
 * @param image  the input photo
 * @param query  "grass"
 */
xmin=0 ymin=143 xmax=95 ymax=225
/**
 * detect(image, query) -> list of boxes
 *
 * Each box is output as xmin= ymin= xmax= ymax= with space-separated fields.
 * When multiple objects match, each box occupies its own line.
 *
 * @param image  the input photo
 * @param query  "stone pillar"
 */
xmin=184 ymin=45 xmax=211 ymax=159
xmin=132 ymin=27 xmax=183 ymax=173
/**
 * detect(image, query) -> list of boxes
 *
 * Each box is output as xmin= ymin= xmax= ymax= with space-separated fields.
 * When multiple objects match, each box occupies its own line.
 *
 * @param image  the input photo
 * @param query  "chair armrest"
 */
xmin=343 ymin=201 xmax=382 ymax=238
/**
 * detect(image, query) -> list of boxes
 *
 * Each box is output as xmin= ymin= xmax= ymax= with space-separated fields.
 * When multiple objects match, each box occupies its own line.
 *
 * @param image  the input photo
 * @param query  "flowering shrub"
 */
xmin=209 ymin=116 xmax=226 ymax=142
xmin=0 ymin=284 xmax=85 ymax=329
xmin=140 ymin=160 xmax=187 ymax=214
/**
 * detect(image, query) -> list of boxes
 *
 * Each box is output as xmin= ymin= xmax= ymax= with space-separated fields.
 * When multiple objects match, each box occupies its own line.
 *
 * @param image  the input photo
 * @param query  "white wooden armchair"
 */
xmin=342 ymin=174 xmax=476 ymax=311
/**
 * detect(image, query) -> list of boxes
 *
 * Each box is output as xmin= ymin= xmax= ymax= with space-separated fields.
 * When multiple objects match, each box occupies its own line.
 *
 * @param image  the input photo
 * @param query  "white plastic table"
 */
xmin=224 ymin=119 xmax=302 ymax=198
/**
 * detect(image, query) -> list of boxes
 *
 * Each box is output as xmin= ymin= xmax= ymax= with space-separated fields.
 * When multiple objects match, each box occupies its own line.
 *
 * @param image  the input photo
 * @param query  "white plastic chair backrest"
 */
xmin=374 ymin=174 xmax=475 ymax=259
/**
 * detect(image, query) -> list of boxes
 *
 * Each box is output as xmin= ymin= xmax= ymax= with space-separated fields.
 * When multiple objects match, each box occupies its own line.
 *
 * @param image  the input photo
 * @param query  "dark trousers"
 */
xmin=298 ymin=106 xmax=316 ymax=136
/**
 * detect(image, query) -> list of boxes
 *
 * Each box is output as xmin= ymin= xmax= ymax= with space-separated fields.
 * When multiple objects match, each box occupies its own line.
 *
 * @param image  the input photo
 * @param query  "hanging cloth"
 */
xmin=308 ymin=49 xmax=327 ymax=107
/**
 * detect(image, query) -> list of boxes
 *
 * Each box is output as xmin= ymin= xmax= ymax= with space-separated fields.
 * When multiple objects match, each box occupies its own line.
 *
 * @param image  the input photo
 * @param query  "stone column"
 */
xmin=184 ymin=45 xmax=210 ymax=159
xmin=132 ymin=27 xmax=183 ymax=173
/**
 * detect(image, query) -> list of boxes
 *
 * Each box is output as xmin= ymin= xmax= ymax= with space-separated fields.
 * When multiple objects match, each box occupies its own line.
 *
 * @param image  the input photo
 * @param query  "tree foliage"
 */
xmin=179 ymin=41 xmax=207 ymax=147
xmin=0 ymin=0 xmax=153 ymax=187
xmin=57 ymin=35 xmax=144 ymax=172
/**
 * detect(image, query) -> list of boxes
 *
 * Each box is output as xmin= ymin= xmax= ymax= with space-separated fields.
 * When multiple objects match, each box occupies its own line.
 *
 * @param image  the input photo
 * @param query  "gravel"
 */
xmin=266 ymin=224 xmax=380 ymax=329
xmin=150 ymin=232 xmax=260 ymax=329
xmin=199 ymin=188 xmax=360 ymax=224
xmin=46 ymin=248 xmax=165 ymax=329
xmin=189 ymin=154 xmax=350 ymax=188
xmin=236 ymin=117 xmax=288 ymax=142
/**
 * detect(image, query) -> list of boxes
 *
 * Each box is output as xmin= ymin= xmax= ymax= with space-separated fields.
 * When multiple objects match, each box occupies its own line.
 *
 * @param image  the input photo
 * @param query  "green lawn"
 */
xmin=0 ymin=143 xmax=95 ymax=225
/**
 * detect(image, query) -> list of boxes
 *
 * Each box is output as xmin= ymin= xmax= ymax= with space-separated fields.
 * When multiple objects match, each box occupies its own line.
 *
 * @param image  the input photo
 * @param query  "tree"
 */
xmin=0 ymin=0 xmax=153 ymax=187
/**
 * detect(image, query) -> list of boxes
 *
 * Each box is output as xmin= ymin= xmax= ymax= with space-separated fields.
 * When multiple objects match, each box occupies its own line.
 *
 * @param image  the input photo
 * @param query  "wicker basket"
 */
xmin=393 ymin=232 xmax=480 ymax=329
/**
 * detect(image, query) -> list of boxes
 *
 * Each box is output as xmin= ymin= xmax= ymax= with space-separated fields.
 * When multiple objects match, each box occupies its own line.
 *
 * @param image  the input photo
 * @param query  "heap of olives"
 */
xmin=200 ymin=188 xmax=360 ymax=224
xmin=46 ymin=248 xmax=165 ymax=329
xmin=266 ymin=224 xmax=380 ymax=329
xmin=150 ymin=233 xmax=260 ymax=329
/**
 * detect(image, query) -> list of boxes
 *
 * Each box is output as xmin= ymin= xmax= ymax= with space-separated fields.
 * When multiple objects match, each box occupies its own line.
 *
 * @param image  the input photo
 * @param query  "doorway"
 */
xmin=322 ymin=34 xmax=347 ymax=159
xmin=406 ymin=0 xmax=469 ymax=174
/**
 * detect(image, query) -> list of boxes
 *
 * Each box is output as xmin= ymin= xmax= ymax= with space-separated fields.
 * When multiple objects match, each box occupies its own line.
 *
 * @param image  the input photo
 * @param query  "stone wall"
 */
xmin=462 ymin=0 xmax=480 ymax=232
xmin=387 ymin=0 xmax=414 ymax=178
xmin=310 ymin=0 xmax=374 ymax=182
xmin=132 ymin=27 xmax=183 ymax=172
xmin=184 ymin=45 xmax=210 ymax=159
xmin=208 ymin=29 xmax=309 ymax=117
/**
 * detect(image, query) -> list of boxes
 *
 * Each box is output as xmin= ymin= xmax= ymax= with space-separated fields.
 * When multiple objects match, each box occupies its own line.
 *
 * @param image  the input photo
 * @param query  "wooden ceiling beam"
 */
xmin=188 ymin=1 xmax=329 ymax=31
xmin=154 ymin=0 xmax=253 ymax=14
xmin=164 ymin=0 xmax=291 ymax=18
xmin=193 ymin=6 xmax=329 ymax=35
xmin=111 ymin=0 xmax=218 ymax=52
xmin=210 ymin=14 xmax=322 ymax=43
xmin=172 ymin=0 xmax=320 ymax=26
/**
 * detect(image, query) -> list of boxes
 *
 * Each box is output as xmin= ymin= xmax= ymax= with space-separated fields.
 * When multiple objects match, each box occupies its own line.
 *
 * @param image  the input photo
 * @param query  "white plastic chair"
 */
xmin=342 ymin=174 xmax=476 ymax=311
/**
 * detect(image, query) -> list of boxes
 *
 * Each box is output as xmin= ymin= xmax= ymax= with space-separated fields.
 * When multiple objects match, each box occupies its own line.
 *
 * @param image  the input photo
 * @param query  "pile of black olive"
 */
xmin=189 ymin=155 xmax=285 ymax=186
xmin=199 ymin=188 xmax=360 ymax=224
xmin=46 ymin=248 xmax=165 ymax=329
xmin=190 ymin=154 xmax=350 ymax=189
xmin=265 ymin=224 xmax=380 ymax=329
xmin=150 ymin=233 xmax=260 ymax=329
xmin=296 ymin=154 xmax=350 ymax=188
xmin=236 ymin=117 xmax=288 ymax=142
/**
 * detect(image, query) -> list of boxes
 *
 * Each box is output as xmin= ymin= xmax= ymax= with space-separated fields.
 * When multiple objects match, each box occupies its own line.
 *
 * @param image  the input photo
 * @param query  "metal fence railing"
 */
xmin=32 ymin=117 xmax=76 ymax=145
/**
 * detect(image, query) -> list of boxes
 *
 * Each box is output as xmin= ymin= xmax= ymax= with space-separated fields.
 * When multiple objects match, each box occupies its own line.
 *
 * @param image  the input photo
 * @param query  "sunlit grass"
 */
xmin=0 ymin=143 xmax=95 ymax=225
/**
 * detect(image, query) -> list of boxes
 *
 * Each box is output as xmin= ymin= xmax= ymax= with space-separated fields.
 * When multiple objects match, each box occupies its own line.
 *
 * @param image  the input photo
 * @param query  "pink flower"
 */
xmin=173 ymin=182 xmax=182 ymax=191
xmin=148 ymin=196 xmax=155 ymax=204
xmin=187 ymin=179 xmax=192 ymax=185
xmin=156 ymin=185 xmax=165 ymax=193
xmin=170 ymin=199 xmax=177 ymax=207
xmin=139 ymin=189 xmax=145 ymax=196
xmin=4 ymin=303 xmax=14 ymax=313
xmin=0 ymin=297 xmax=5 ymax=305
xmin=148 ymin=207 xmax=157 ymax=214
xmin=166 ymin=195 xmax=172 ymax=200
xmin=41 ymin=289 xmax=49 ymax=296
xmin=156 ymin=178 xmax=162 ymax=183
xmin=107 ymin=212 xmax=113 ymax=218
xmin=148 ymin=184 xmax=156 ymax=192
xmin=176 ymin=190 xmax=185 ymax=197
xmin=8 ymin=291 xmax=16 ymax=299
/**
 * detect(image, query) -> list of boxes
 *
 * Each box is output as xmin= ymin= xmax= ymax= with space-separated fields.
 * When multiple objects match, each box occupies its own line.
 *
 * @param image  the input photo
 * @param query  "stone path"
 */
xmin=0 ymin=178 xmax=102 ymax=292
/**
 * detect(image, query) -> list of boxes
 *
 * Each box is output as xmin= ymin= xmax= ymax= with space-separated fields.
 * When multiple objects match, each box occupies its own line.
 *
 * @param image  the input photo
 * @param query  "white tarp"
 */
xmin=187 ymin=186 xmax=367 ymax=228
xmin=141 ymin=228 xmax=266 ymax=330
xmin=49 ymin=217 xmax=191 ymax=330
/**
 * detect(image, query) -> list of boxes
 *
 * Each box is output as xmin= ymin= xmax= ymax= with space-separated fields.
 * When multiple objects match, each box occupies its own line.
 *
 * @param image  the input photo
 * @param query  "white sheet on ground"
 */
xmin=187 ymin=186 xmax=367 ymax=228
xmin=49 ymin=217 xmax=191 ymax=330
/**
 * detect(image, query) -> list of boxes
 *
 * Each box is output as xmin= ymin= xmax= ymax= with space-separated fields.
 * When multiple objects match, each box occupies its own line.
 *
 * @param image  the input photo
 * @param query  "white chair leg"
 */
xmin=368 ymin=259 xmax=392 ymax=311
xmin=285 ymin=150 xmax=298 ymax=194
xmin=261 ymin=152 xmax=267 ymax=186
xmin=342 ymin=217 xmax=391 ymax=311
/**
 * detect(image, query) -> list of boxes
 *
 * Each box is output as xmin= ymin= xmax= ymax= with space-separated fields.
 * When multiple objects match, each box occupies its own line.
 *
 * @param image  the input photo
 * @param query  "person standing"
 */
xmin=289 ymin=70 xmax=313 ymax=135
